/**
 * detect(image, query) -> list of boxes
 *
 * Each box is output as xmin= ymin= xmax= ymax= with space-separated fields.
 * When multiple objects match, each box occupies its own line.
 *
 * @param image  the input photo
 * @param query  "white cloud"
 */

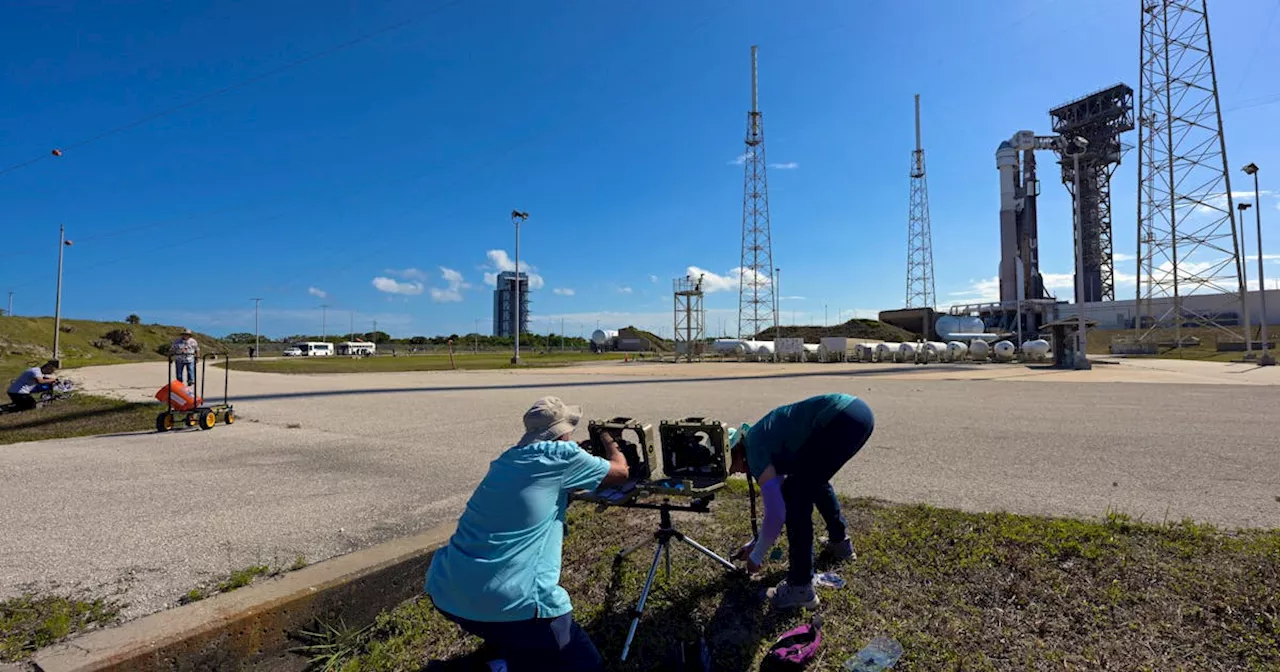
xmin=1112 ymin=252 xmax=1137 ymax=262
xmin=481 ymin=250 xmax=545 ymax=290
xmin=429 ymin=267 xmax=468 ymax=303
xmin=780 ymin=295 xmax=806 ymax=301
xmin=307 ymin=287 xmax=327 ymax=299
xmin=617 ymin=286 xmax=633 ymax=294
xmin=728 ymin=151 xmax=754 ymax=166
xmin=372 ymin=277 xmax=425 ymax=296
xmin=769 ymin=162 xmax=798 ymax=170
xmin=947 ymin=277 xmax=1000 ymax=303
xmin=553 ymin=288 xmax=575 ymax=296
xmin=685 ymin=265 xmax=773 ymax=293
xmin=649 ymin=274 xmax=659 ymax=284
xmin=384 ymin=268 xmax=428 ymax=281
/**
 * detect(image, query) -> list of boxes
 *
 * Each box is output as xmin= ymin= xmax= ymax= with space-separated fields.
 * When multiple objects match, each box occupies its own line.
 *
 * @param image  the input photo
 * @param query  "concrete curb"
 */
xmin=31 ymin=523 xmax=455 ymax=672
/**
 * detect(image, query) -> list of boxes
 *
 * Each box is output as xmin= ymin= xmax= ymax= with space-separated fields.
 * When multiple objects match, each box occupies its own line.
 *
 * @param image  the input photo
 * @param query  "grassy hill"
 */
xmin=752 ymin=318 xmax=916 ymax=343
xmin=0 ymin=317 xmax=222 ymax=382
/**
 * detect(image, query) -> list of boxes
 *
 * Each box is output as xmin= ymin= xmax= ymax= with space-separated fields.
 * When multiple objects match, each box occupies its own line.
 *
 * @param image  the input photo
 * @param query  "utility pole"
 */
xmin=6 ymin=291 xmax=12 ymax=317
xmin=1237 ymin=202 xmax=1254 ymax=356
xmin=373 ymin=319 xmax=378 ymax=343
xmin=474 ymin=318 xmax=480 ymax=353
xmin=251 ymin=298 xmax=262 ymax=358
xmin=511 ymin=210 xmax=529 ymax=364
xmin=1068 ymin=137 xmax=1091 ymax=369
xmin=52 ymin=225 xmax=72 ymax=363
xmin=1242 ymin=162 xmax=1273 ymax=365
xmin=320 ymin=304 xmax=330 ymax=343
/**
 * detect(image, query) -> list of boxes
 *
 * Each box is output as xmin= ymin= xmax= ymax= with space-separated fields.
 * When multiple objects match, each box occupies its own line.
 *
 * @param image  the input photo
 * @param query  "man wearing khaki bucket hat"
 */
xmin=426 ymin=397 xmax=629 ymax=671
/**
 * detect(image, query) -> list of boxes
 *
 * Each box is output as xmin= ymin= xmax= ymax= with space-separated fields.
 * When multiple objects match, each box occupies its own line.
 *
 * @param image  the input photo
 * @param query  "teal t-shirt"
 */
xmin=744 ymin=393 xmax=856 ymax=478
xmin=425 ymin=441 xmax=610 ymax=622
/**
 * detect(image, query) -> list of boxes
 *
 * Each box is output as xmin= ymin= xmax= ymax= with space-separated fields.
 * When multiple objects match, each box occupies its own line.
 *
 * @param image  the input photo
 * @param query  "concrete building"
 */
xmin=492 ymin=271 xmax=529 ymax=337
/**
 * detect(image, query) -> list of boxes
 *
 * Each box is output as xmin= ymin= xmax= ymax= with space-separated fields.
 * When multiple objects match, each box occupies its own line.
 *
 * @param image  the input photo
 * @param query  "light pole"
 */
xmin=52 ymin=225 xmax=73 ymax=363
xmin=510 ymin=210 xmax=529 ymax=364
xmin=1237 ymin=203 xmax=1254 ymax=357
xmin=1066 ymin=137 xmax=1091 ymax=369
xmin=1242 ymin=162 xmax=1273 ymax=365
xmin=251 ymin=298 xmax=262 ymax=358
xmin=6 ymin=291 xmax=12 ymax=317
xmin=474 ymin=318 xmax=480 ymax=353
xmin=320 ymin=304 xmax=329 ymax=343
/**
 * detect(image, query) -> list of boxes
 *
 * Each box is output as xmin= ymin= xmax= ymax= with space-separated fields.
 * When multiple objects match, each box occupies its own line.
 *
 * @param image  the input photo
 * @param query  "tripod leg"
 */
xmin=664 ymin=543 xmax=671 ymax=579
xmin=621 ymin=540 xmax=666 ymax=662
xmin=675 ymin=533 xmax=737 ymax=571
xmin=616 ymin=535 xmax=652 ymax=564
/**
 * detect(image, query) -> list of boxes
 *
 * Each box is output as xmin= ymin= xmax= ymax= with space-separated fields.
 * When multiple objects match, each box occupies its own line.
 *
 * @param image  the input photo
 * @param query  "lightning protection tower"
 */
xmin=738 ymin=45 xmax=777 ymax=340
xmin=905 ymin=94 xmax=936 ymax=309
xmin=1136 ymin=0 xmax=1246 ymax=348
xmin=674 ymin=274 xmax=706 ymax=362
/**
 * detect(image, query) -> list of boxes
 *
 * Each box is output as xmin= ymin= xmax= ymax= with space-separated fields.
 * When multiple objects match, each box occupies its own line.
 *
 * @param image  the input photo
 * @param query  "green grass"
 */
xmin=0 ymin=394 xmax=165 ymax=445
xmin=1088 ymin=326 xmax=1271 ymax=362
xmin=229 ymin=351 xmax=630 ymax=374
xmin=180 ymin=558 xmax=308 ymax=605
xmin=0 ymin=316 xmax=223 ymax=380
xmin=325 ymin=481 xmax=1280 ymax=671
xmin=0 ymin=593 xmax=120 ymax=662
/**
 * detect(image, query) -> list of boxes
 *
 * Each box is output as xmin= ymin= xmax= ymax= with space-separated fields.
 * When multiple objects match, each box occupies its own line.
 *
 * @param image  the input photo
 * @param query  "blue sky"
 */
xmin=2 ymin=0 xmax=1277 ymax=339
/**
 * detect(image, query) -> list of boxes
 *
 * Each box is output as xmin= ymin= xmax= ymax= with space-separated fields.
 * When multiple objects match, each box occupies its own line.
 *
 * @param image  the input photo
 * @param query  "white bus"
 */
xmin=337 ymin=341 xmax=376 ymax=357
xmin=290 ymin=342 xmax=334 ymax=357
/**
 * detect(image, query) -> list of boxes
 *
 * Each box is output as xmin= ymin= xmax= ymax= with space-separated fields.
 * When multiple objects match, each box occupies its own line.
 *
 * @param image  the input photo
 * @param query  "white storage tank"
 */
xmin=591 ymin=329 xmax=619 ymax=347
xmin=935 ymin=315 xmax=987 ymax=341
xmin=1021 ymin=339 xmax=1051 ymax=361
xmin=755 ymin=341 xmax=775 ymax=355
xmin=713 ymin=338 xmax=746 ymax=353
xmin=924 ymin=341 xmax=949 ymax=362
xmin=877 ymin=342 xmax=902 ymax=362
xmin=992 ymin=340 xmax=1016 ymax=361
xmin=947 ymin=341 xmax=969 ymax=361
xmin=857 ymin=343 xmax=879 ymax=362
xmin=970 ymin=339 xmax=990 ymax=360
xmin=898 ymin=342 xmax=919 ymax=361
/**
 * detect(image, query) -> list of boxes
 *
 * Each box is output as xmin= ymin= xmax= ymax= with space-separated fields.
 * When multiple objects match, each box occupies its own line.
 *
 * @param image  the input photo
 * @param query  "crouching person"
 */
xmin=729 ymin=393 xmax=875 ymax=609
xmin=426 ymin=397 xmax=629 ymax=671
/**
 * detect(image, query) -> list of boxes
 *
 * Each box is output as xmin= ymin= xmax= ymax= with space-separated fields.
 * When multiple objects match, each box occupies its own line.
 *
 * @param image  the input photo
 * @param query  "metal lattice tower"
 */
xmin=1136 ymin=0 xmax=1246 ymax=344
xmin=1050 ymin=84 xmax=1134 ymax=303
xmin=674 ymin=274 xmax=706 ymax=362
xmin=905 ymin=94 xmax=935 ymax=309
xmin=738 ymin=45 xmax=777 ymax=340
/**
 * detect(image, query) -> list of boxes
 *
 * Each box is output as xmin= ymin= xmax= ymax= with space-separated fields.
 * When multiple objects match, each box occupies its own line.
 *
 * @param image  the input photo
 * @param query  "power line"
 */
xmin=0 ymin=3 xmax=465 ymax=178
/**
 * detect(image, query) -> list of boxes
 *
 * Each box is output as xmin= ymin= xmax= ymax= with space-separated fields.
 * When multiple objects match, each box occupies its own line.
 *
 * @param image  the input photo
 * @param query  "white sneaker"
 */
xmin=766 ymin=579 xmax=819 ymax=609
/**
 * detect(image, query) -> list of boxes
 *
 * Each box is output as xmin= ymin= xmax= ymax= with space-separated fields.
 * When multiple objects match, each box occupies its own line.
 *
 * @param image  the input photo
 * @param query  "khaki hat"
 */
xmin=180 ymin=328 xmax=192 ymax=335
xmin=518 ymin=397 xmax=582 ymax=446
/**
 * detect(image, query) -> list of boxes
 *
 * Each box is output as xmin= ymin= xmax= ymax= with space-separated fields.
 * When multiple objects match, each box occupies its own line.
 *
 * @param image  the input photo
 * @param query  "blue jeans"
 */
xmin=437 ymin=608 xmax=603 ymax=672
xmin=780 ymin=398 xmax=875 ymax=585
xmin=175 ymin=359 xmax=196 ymax=386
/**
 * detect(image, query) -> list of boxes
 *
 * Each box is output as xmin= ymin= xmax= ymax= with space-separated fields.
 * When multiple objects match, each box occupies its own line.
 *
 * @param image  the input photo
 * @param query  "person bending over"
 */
xmin=6 ymin=361 xmax=59 ymax=411
xmin=729 ymin=393 xmax=875 ymax=609
xmin=426 ymin=396 xmax=629 ymax=671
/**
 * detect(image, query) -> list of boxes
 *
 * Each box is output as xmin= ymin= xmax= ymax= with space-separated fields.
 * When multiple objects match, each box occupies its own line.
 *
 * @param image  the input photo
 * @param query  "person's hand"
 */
xmin=746 ymin=556 xmax=762 ymax=574
xmin=732 ymin=538 xmax=755 ymax=562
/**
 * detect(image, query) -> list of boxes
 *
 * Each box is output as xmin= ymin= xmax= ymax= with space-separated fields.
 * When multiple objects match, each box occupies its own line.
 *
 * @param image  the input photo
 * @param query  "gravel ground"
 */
xmin=2 ymin=359 xmax=1278 ymax=621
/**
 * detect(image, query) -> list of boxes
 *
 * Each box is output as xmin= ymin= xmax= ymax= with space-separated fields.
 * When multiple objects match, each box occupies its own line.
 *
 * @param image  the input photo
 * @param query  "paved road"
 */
xmin=3 ymin=359 xmax=1279 ymax=620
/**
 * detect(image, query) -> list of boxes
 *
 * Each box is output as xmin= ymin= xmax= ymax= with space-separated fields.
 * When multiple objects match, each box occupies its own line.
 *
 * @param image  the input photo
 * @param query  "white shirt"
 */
xmin=8 ymin=367 xmax=45 ymax=395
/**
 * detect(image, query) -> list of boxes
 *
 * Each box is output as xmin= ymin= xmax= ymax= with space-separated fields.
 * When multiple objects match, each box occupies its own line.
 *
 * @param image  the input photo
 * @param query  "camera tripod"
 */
xmin=613 ymin=496 xmax=737 ymax=661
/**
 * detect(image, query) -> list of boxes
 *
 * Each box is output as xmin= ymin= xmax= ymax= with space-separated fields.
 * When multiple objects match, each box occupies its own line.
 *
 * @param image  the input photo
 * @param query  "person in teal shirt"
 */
xmin=426 ymin=396 xmax=629 ymax=671
xmin=728 ymin=393 xmax=875 ymax=609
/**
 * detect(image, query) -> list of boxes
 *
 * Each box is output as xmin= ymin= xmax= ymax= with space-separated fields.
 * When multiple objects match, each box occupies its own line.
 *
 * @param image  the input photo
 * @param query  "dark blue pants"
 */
xmin=438 ymin=608 xmax=604 ymax=672
xmin=780 ymin=398 xmax=875 ymax=585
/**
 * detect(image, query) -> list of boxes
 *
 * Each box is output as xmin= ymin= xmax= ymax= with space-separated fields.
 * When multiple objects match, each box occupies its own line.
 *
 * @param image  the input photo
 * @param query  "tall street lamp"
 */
xmin=1242 ymin=162 xmax=1273 ymax=366
xmin=511 ymin=210 xmax=529 ymax=364
xmin=1066 ymin=136 xmax=1091 ymax=370
xmin=52 ymin=225 xmax=73 ymax=363
xmin=1237 ymin=203 xmax=1254 ymax=357
xmin=320 ymin=304 xmax=330 ymax=343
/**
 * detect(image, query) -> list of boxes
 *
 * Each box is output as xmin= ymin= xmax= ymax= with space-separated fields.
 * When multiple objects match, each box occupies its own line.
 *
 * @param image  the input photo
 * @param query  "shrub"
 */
xmin=123 ymin=343 xmax=144 ymax=354
xmin=59 ymin=325 xmax=74 ymax=333
xmin=125 ymin=315 xmax=141 ymax=325
xmin=90 ymin=339 xmax=110 ymax=350
xmin=155 ymin=343 xmax=173 ymax=356
xmin=102 ymin=329 xmax=134 ymax=347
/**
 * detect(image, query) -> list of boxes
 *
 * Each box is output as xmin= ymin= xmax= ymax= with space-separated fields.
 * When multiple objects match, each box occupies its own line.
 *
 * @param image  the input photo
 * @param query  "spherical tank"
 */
xmin=1021 ymin=339 xmax=1051 ymax=360
xmin=969 ymin=339 xmax=990 ymax=359
xmin=591 ymin=329 xmax=619 ymax=346
xmin=993 ymin=340 xmax=1016 ymax=361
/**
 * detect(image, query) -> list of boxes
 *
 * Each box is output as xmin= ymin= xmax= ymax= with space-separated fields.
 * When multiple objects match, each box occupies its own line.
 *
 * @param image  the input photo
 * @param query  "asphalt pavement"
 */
xmin=2 ymin=358 xmax=1278 ymax=620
